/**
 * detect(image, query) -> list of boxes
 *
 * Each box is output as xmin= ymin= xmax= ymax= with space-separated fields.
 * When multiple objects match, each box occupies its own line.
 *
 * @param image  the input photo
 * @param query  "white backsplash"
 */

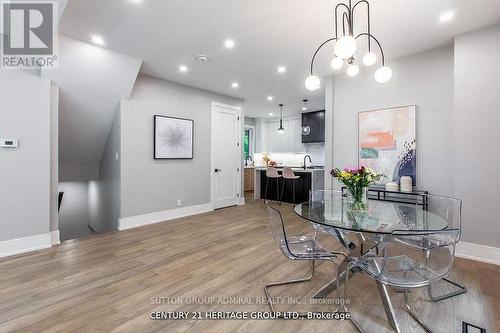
xmin=254 ymin=147 xmax=324 ymax=168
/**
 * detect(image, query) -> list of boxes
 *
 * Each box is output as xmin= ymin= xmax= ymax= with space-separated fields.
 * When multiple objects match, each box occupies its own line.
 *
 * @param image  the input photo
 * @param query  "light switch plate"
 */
xmin=1 ymin=139 xmax=18 ymax=148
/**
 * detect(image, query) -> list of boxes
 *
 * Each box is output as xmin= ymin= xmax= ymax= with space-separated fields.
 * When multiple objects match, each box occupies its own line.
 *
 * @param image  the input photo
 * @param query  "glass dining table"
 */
xmin=294 ymin=195 xmax=449 ymax=332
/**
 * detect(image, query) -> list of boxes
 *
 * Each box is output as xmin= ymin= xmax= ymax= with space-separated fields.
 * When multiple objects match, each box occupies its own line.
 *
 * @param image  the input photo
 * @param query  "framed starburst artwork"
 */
xmin=154 ymin=115 xmax=194 ymax=159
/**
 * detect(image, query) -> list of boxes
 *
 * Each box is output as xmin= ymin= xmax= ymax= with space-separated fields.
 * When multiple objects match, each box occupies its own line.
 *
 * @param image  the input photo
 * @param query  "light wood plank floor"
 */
xmin=0 ymin=195 xmax=498 ymax=333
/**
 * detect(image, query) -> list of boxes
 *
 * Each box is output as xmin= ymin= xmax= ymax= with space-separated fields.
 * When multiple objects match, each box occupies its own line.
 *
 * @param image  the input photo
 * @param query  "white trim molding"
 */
xmin=456 ymin=241 xmax=500 ymax=266
xmin=50 ymin=230 xmax=61 ymax=245
xmin=118 ymin=203 xmax=212 ymax=231
xmin=0 ymin=233 xmax=52 ymax=258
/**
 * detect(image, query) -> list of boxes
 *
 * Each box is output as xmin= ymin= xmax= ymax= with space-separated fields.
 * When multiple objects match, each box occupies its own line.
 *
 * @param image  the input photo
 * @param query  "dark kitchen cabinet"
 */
xmin=302 ymin=110 xmax=325 ymax=143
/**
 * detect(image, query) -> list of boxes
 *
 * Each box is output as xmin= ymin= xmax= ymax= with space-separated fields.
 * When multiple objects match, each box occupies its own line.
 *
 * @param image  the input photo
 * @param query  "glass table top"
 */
xmin=295 ymin=198 xmax=448 ymax=235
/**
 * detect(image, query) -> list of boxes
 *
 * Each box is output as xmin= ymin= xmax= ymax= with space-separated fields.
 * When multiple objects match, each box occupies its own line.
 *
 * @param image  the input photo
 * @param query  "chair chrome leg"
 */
xmin=264 ymin=260 xmax=315 ymax=317
xmin=427 ymin=277 xmax=467 ymax=302
xmin=343 ymin=262 xmax=364 ymax=333
xmin=404 ymin=290 xmax=433 ymax=333
xmin=377 ymin=281 xmax=401 ymax=332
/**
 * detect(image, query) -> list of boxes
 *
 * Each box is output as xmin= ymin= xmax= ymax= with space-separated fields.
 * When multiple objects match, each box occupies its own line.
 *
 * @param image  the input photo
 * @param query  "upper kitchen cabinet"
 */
xmin=302 ymin=110 xmax=325 ymax=143
xmin=266 ymin=118 xmax=303 ymax=152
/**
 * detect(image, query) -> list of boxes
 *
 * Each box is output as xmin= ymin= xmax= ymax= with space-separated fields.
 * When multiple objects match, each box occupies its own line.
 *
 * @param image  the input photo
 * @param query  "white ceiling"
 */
xmin=59 ymin=0 xmax=500 ymax=118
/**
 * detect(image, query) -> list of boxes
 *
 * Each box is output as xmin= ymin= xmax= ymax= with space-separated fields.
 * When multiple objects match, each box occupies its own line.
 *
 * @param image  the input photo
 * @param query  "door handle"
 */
xmin=215 ymin=169 xmax=222 ymax=173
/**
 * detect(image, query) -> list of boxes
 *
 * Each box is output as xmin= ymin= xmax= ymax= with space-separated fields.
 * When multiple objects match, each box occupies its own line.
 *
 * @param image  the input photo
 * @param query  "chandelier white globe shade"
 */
xmin=346 ymin=64 xmax=360 ymax=77
xmin=305 ymin=75 xmax=321 ymax=91
xmin=330 ymin=56 xmax=344 ymax=70
xmin=363 ymin=52 xmax=377 ymax=66
xmin=335 ymin=36 xmax=357 ymax=59
xmin=278 ymin=128 xmax=285 ymax=135
xmin=374 ymin=66 xmax=393 ymax=83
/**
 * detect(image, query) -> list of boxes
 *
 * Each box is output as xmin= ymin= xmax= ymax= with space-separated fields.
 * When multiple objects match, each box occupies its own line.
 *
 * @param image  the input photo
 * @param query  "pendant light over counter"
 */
xmin=277 ymin=104 xmax=285 ymax=134
xmin=305 ymin=0 xmax=393 ymax=91
xmin=301 ymin=100 xmax=311 ymax=136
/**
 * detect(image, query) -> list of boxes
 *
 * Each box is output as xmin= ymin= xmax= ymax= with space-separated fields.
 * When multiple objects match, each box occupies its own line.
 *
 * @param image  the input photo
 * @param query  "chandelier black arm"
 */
xmin=342 ymin=12 xmax=350 ymax=36
xmin=335 ymin=3 xmax=350 ymax=39
xmin=352 ymin=0 xmax=371 ymax=51
xmin=309 ymin=37 xmax=337 ymax=75
xmin=355 ymin=33 xmax=385 ymax=65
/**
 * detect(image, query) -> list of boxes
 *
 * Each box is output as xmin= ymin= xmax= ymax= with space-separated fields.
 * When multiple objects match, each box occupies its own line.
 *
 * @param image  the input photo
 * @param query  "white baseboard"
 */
xmin=50 ymin=230 xmax=60 ymax=245
xmin=238 ymin=197 xmax=245 ymax=205
xmin=456 ymin=241 xmax=500 ymax=266
xmin=118 ymin=203 xmax=213 ymax=231
xmin=0 ymin=233 xmax=52 ymax=258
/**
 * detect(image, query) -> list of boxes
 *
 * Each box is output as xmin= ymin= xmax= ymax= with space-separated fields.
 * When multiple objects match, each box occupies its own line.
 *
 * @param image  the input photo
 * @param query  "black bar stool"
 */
xmin=280 ymin=167 xmax=300 ymax=204
xmin=264 ymin=167 xmax=282 ymax=205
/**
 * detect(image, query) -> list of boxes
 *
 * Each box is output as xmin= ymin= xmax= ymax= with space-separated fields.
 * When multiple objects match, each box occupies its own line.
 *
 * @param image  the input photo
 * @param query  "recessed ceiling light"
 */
xmin=91 ymin=35 xmax=105 ymax=46
xmin=179 ymin=65 xmax=188 ymax=72
xmin=267 ymin=96 xmax=273 ymax=101
xmin=277 ymin=66 xmax=286 ymax=73
xmin=224 ymin=39 xmax=235 ymax=49
xmin=129 ymin=0 xmax=142 ymax=4
xmin=231 ymin=82 xmax=239 ymax=88
xmin=268 ymin=112 xmax=274 ymax=116
xmin=439 ymin=11 xmax=455 ymax=23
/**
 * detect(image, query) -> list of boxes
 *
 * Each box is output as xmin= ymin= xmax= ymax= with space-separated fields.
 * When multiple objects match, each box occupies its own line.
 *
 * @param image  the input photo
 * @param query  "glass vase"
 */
xmin=346 ymin=186 xmax=369 ymax=212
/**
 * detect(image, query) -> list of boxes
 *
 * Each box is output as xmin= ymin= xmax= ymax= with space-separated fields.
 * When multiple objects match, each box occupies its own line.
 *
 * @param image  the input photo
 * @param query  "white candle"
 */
xmin=385 ymin=182 xmax=399 ymax=192
xmin=400 ymin=176 xmax=413 ymax=192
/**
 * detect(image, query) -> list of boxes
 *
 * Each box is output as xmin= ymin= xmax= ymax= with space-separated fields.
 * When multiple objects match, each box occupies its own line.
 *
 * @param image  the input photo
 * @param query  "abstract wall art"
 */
xmin=358 ymin=106 xmax=417 ymax=185
xmin=154 ymin=115 xmax=194 ymax=159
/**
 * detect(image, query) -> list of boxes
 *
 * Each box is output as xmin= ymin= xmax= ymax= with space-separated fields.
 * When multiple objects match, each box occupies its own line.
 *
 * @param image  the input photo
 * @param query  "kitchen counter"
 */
xmin=253 ymin=166 xmax=324 ymax=173
xmin=253 ymin=167 xmax=325 ymax=202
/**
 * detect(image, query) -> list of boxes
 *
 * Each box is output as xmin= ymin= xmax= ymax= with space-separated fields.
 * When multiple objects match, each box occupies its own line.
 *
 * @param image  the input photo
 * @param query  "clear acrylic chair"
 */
xmin=308 ymin=190 xmax=344 ymax=239
xmin=343 ymin=195 xmax=463 ymax=333
xmin=265 ymin=203 xmax=348 ymax=317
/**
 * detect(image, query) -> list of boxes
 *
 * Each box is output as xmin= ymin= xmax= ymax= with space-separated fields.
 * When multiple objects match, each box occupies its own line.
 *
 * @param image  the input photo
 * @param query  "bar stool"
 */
xmin=264 ymin=167 xmax=282 ymax=204
xmin=280 ymin=167 xmax=300 ymax=204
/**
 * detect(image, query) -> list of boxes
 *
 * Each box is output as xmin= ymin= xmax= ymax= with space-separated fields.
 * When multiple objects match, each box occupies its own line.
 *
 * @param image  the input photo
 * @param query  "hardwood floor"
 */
xmin=0 ymin=195 xmax=498 ymax=333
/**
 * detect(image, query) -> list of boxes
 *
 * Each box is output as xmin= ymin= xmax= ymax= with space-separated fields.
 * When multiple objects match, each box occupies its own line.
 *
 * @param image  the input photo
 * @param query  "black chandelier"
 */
xmin=305 ymin=0 xmax=393 ymax=91
xmin=277 ymin=104 xmax=285 ymax=134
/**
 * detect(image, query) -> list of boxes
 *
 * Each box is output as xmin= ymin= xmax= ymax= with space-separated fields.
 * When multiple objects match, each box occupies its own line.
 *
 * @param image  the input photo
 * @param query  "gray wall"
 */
xmin=330 ymin=45 xmax=454 ymax=195
xmin=58 ymin=182 xmax=92 ymax=241
xmin=89 ymin=109 xmax=121 ymax=232
xmin=120 ymin=75 xmax=243 ymax=218
xmin=454 ymin=24 xmax=500 ymax=247
xmin=0 ymin=71 xmax=52 ymax=241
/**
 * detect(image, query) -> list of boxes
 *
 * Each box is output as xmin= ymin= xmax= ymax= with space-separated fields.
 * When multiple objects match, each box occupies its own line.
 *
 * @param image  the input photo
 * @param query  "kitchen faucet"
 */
xmin=245 ymin=155 xmax=253 ymax=166
xmin=303 ymin=155 xmax=312 ymax=170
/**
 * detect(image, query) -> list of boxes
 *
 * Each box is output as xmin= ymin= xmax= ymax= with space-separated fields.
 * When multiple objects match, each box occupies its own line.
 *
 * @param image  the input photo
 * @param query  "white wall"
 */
xmin=329 ymin=45 xmax=454 ymax=195
xmin=120 ymin=75 xmax=244 ymax=219
xmin=50 ymin=85 xmax=60 ymax=240
xmin=0 ymin=70 xmax=52 ymax=242
xmin=454 ymin=24 xmax=500 ymax=248
xmin=58 ymin=182 xmax=93 ymax=241
xmin=88 ymin=109 xmax=121 ymax=233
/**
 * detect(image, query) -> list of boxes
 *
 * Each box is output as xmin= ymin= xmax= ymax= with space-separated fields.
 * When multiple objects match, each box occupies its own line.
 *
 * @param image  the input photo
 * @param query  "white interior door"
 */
xmin=212 ymin=104 xmax=240 ymax=209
